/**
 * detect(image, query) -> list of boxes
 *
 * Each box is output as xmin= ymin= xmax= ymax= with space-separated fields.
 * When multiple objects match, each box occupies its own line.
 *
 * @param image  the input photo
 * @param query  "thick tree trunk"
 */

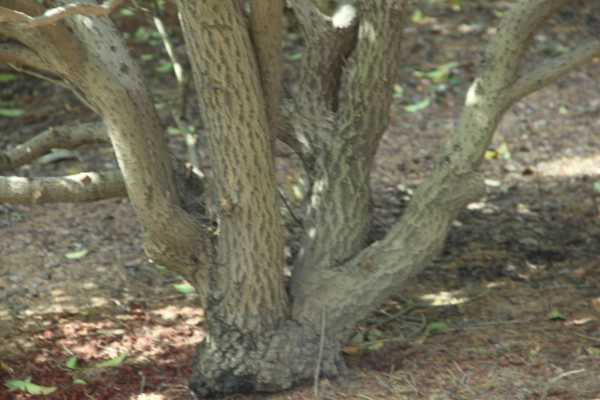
xmin=177 ymin=1 xmax=297 ymax=395
xmin=188 ymin=321 xmax=345 ymax=396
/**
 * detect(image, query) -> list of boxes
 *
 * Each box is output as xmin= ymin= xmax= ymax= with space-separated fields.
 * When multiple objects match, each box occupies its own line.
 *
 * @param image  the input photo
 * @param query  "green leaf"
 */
xmin=167 ymin=126 xmax=182 ymax=136
xmin=72 ymin=379 xmax=87 ymax=385
xmin=286 ymin=52 xmax=303 ymax=61
xmin=0 ymin=108 xmax=24 ymax=118
xmin=156 ymin=61 xmax=173 ymax=74
xmin=154 ymin=264 xmax=168 ymax=272
xmin=133 ymin=27 xmax=150 ymax=42
xmin=449 ymin=0 xmax=461 ymax=11
xmin=174 ymin=283 xmax=195 ymax=295
xmin=94 ymin=353 xmax=127 ymax=368
xmin=592 ymin=181 xmax=600 ymax=194
xmin=497 ymin=142 xmax=512 ymax=160
xmin=411 ymin=9 xmax=425 ymax=24
xmin=0 ymin=74 xmax=17 ymax=82
xmin=427 ymin=62 xmax=459 ymax=83
xmin=548 ymin=309 xmax=565 ymax=321
xmin=367 ymin=340 xmax=385 ymax=351
xmin=404 ymin=98 xmax=431 ymax=113
xmin=118 ymin=7 xmax=135 ymax=17
xmin=65 ymin=356 xmax=78 ymax=370
xmin=65 ymin=249 xmax=89 ymax=260
xmin=5 ymin=378 xmax=57 ymax=395
xmin=5 ymin=378 xmax=28 ymax=391
xmin=349 ymin=332 xmax=364 ymax=345
xmin=427 ymin=321 xmax=449 ymax=334
xmin=392 ymin=84 xmax=404 ymax=99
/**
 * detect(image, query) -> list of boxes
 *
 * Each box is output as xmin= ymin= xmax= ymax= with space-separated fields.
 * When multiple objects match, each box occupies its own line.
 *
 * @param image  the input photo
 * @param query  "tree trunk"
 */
xmin=2 ymin=0 xmax=599 ymax=398
xmin=177 ymin=1 xmax=304 ymax=395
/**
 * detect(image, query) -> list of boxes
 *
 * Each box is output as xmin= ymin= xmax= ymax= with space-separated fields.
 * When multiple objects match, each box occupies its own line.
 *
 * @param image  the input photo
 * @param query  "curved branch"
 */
xmin=480 ymin=0 xmax=570 ymax=92
xmin=503 ymin=39 xmax=600 ymax=106
xmin=0 ymin=6 xmax=31 ymax=23
xmin=0 ymin=2 xmax=85 ymax=76
xmin=0 ymin=0 xmax=127 ymax=27
xmin=292 ymin=0 xmax=583 ymax=338
xmin=0 ymin=42 xmax=53 ymax=71
xmin=0 ymin=170 xmax=126 ymax=204
xmin=0 ymin=122 xmax=108 ymax=172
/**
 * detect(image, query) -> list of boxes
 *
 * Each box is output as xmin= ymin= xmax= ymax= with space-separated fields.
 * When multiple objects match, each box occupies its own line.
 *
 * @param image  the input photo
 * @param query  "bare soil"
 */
xmin=2 ymin=2 xmax=600 ymax=399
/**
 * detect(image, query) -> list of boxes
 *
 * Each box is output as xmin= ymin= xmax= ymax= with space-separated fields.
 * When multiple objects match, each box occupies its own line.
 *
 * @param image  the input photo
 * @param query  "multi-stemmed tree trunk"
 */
xmin=1 ymin=0 xmax=599 ymax=397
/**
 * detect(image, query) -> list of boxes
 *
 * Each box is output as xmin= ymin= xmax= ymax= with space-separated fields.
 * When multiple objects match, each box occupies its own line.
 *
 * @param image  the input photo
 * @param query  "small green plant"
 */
xmin=5 ymin=377 xmax=57 ymax=395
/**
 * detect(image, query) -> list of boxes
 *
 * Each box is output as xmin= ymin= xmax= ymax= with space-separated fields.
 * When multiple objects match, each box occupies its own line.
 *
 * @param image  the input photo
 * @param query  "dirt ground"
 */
xmin=2 ymin=2 xmax=600 ymax=399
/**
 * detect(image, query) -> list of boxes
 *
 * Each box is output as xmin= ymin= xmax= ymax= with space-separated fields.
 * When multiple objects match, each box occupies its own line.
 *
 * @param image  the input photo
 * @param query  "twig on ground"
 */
xmin=0 ymin=122 xmax=108 ymax=172
xmin=540 ymin=368 xmax=586 ymax=400
xmin=313 ymin=308 xmax=326 ymax=399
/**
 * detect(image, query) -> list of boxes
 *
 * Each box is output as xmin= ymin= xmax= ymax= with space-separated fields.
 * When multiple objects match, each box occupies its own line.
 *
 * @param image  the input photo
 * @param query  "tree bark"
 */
xmin=0 ymin=0 xmax=215 ymax=300
xmin=289 ymin=0 xmax=406 ymax=299
xmin=2 ymin=0 xmax=599 ymax=397
xmin=177 ymin=0 xmax=292 ymax=394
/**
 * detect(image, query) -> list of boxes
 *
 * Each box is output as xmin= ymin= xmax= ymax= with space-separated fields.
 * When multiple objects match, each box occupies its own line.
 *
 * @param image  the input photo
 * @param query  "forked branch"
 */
xmin=290 ymin=0 xmax=357 ymax=111
xmin=292 ymin=0 xmax=583 ymax=338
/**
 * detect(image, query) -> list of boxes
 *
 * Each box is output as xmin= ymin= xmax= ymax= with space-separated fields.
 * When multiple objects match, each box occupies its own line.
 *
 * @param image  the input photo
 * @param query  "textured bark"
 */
xmin=64 ymin=16 xmax=214 ymax=298
xmin=178 ymin=0 xmax=288 ymax=333
xmin=249 ymin=0 xmax=284 ymax=135
xmin=177 ymin=1 xmax=293 ymax=394
xmin=2 ymin=0 xmax=599 ymax=397
xmin=0 ymin=0 xmax=214 ymax=300
xmin=291 ymin=0 xmax=584 ymax=338
xmin=189 ymin=320 xmax=344 ymax=397
xmin=290 ymin=0 xmax=406 ymax=298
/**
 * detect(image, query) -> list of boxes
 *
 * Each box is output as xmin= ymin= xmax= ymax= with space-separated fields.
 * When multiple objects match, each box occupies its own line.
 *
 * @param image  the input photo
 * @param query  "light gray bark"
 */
xmin=0 ymin=170 xmax=125 ymax=204
xmin=289 ymin=0 xmax=406 ymax=298
xmin=290 ymin=0 xmax=597 ymax=339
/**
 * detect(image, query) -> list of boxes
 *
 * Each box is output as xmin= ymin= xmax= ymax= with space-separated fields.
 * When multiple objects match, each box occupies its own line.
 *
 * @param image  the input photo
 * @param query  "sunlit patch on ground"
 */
xmin=0 ymin=303 xmax=204 ymax=400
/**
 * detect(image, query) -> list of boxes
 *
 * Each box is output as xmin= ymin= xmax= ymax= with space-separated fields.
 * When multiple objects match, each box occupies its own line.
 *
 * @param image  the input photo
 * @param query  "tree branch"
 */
xmin=479 ymin=0 xmax=570 ymax=93
xmin=338 ymin=0 xmax=407 ymax=151
xmin=289 ymin=0 xmax=409 ymax=300
xmin=0 ymin=121 xmax=108 ymax=172
xmin=250 ymin=0 xmax=284 ymax=136
xmin=292 ymin=0 xmax=580 ymax=338
xmin=0 ymin=0 xmax=127 ymax=27
xmin=0 ymin=170 xmax=126 ymax=204
xmin=178 ymin=0 xmax=289 ymax=331
xmin=503 ymin=39 xmax=600 ymax=106
xmin=0 ymin=42 xmax=53 ymax=71
xmin=290 ymin=0 xmax=358 ymax=111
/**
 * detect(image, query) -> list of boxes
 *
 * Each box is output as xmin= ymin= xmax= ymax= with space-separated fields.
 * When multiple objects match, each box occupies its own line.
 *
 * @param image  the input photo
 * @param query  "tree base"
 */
xmin=189 ymin=321 xmax=345 ymax=398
